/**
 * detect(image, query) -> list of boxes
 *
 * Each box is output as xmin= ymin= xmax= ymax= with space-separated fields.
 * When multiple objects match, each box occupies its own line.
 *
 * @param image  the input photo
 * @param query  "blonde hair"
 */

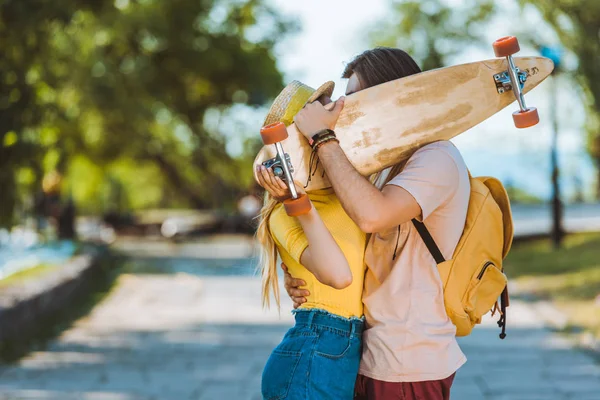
xmin=256 ymin=193 xmax=281 ymax=309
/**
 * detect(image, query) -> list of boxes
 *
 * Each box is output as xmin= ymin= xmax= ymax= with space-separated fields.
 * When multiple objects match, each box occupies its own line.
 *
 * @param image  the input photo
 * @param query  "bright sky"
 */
xmin=225 ymin=0 xmax=594 ymax=200
xmin=270 ymin=0 xmax=388 ymax=97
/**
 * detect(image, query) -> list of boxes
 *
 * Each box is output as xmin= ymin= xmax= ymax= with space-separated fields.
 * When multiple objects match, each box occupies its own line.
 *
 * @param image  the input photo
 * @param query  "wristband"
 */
xmin=310 ymin=129 xmax=336 ymax=145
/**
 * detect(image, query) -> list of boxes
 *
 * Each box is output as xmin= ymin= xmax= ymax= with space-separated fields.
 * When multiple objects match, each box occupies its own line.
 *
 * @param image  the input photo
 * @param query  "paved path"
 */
xmin=1 ymin=271 xmax=599 ymax=400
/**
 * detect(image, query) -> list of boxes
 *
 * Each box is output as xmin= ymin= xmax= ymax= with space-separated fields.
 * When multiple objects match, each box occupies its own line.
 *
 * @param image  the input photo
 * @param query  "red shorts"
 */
xmin=354 ymin=373 xmax=456 ymax=400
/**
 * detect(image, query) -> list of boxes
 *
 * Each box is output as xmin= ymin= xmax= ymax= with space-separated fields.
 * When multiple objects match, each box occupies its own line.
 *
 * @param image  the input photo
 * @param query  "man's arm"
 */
xmin=282 ymin=263 xmax=309 ymax=309
xmin=315 ymin=142 xmax=421 ymax=233
xmin=293 ymin=98 xmax=421 ymax=233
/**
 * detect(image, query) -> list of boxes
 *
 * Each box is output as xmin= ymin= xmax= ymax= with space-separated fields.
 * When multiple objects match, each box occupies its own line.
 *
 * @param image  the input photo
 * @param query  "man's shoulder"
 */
xmin=412 ymin=141 xmax=466 ymax=168
xmin=417 ymin=140 xmax=460 ymax=155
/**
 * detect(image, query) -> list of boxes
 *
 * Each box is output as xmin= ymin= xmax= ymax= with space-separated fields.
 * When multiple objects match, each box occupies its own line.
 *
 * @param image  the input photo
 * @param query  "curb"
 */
xmin=0 ymin=250 xmax=106 ymax=358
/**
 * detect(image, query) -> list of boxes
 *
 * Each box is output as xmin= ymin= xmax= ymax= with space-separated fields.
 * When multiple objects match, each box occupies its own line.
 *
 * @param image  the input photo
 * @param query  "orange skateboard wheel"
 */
xmin=493 ymin=36 xmax=520 ymax=58
xmin=260 ymin=122 xmax=289 ymax=145
xmin=512 ymin=107 xmax=539 ymax=128
xmin=283 ymin=194 xmax=312 ymax=216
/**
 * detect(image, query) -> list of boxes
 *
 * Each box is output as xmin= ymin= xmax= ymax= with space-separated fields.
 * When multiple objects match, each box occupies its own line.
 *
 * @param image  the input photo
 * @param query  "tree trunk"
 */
xmin=596 ymin=161 xmax=600 ymax=201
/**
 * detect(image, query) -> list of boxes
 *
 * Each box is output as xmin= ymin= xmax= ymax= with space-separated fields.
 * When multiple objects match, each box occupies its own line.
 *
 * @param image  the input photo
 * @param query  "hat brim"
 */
xmin=307 ymin=81 xmax=335 ymax=104
xmin=262 ymin=80 xmax=336 ymax=127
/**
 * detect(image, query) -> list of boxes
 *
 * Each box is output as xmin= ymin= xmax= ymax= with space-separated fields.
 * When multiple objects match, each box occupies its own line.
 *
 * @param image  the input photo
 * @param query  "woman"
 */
xmin=258 ymin=48 xmax=427 ymax=400
xmin=257 ymin=80 xmax=367 ymax=400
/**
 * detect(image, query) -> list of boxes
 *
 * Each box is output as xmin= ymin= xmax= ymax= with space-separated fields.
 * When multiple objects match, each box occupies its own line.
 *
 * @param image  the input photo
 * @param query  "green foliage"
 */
xmin=507 ymin=232 xmax=600 ymax=279
xmin=0 ymin=0 xmax=293 ymax=226
xmin=504 ymin=181 xmax=544 ymax=204
xmin=517 ymin=0 xmax=600 ymax=197
xmin=370 ymin=0 xmax=495 ymax=70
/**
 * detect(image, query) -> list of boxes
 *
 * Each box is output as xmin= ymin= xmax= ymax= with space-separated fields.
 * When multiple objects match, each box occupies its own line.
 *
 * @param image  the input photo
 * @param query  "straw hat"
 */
xmin=263 ymin=80 xmax=335 ymax=127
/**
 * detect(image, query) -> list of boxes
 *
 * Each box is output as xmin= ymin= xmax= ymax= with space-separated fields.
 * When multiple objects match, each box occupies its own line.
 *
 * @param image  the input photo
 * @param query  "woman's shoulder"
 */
xmin=269 ymin=202 xmax=291 ymax=225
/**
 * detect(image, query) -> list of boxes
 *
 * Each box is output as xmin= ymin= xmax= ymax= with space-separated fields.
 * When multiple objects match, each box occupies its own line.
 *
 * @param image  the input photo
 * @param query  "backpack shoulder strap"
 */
xmin=412 ymin=219 xmax=445 ymax=264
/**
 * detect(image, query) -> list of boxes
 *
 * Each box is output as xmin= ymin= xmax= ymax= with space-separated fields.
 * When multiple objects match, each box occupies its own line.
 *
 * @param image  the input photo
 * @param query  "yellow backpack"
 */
xmin=413 ymin=175 xmax=514 ymax=339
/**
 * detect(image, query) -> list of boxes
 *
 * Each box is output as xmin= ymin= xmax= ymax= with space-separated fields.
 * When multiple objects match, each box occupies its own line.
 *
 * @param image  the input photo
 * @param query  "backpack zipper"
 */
xmin=477 ymin=261 xmax=494 ymax=279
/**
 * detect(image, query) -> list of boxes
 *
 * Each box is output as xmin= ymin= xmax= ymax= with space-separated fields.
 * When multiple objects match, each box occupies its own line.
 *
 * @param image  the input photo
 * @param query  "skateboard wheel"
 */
xmin=260 ymin=122 xmax=288 ymax=145
xmin=283 ymin=194 xmax=312 ymax=216
xmin=493 ymin=36 xmax=520 ymax=58
xmin=512 ymin=107 xmax=539 ymax=129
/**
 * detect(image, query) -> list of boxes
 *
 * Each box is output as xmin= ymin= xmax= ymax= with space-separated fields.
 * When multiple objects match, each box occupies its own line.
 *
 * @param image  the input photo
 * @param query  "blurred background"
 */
xmin=1 ymin=0 xmax=600 ymax=399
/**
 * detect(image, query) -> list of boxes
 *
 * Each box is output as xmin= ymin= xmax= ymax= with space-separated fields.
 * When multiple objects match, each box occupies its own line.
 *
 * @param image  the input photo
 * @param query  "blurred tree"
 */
xmin=0 ymin=0 xmax=110 ymax=226
xmin=369 ymin=0 xmax=495 ymax=70
xmin=517 ymin=0 xmax=600 ymax=199
xmin=0 ymin=0 xmax=292 ymax=227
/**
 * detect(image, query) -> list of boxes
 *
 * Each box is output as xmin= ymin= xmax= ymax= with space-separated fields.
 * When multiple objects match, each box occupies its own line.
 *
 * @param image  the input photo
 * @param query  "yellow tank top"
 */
xmin=269 ymin=188 xmax=366 ymax=318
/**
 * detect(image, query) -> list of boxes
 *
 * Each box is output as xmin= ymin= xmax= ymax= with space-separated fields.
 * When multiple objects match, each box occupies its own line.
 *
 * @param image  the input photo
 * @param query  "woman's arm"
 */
xmin=293 ymin=100 xmax=421 ymax=233
xmin=257 ymin=165 xmax=353 ymax=289
xmin=296 ymin=206 xmax=352 ymax=289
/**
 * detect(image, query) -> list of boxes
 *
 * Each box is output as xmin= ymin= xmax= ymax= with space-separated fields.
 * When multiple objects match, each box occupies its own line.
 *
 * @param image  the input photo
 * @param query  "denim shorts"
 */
xmin=261 ymin=309 xmax=364 ymax=400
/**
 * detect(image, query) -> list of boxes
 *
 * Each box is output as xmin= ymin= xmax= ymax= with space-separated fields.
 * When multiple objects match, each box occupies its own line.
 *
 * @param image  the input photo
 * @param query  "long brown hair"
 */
xmin=343 ymin=47 xmax=422 ymax=186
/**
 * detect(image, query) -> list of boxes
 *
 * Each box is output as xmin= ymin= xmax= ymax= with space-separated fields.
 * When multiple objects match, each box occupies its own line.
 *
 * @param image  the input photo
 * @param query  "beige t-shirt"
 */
xmin=359 ymin=141 xmax=470 ymax=382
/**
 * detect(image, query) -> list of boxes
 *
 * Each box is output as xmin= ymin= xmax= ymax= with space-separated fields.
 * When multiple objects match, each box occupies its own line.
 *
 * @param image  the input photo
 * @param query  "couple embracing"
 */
xmin=256 ymin=47 xmax=474 ymax=400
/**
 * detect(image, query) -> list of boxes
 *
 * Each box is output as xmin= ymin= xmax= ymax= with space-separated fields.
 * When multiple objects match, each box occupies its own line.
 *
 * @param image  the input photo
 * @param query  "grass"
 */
xmin=0 ymin=264 xmax=58 ymax=288
xmin=505 ymin=232 xmax=600 ymax=336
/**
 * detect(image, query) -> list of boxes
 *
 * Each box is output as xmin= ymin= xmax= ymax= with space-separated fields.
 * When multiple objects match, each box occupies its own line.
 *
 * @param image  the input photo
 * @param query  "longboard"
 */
xmin=254 ymin=56 xmax=553 ymax=192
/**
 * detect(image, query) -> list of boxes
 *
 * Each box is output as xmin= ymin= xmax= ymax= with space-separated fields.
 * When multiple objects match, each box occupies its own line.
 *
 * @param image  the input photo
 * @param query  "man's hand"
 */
xmin=281 ymin=263 xmax=309 ymax=308
xmin=294 ymin=97 xmax=345 ymax=140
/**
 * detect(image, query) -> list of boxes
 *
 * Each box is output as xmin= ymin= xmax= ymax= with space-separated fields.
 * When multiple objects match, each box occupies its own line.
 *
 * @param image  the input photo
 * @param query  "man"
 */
xmin=279 ymin=48 xmax=470 ymax=399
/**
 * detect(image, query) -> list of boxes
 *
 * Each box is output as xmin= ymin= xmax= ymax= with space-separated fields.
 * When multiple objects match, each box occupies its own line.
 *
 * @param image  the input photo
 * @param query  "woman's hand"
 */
xmin=256 ymin=165 xmax=290 ymax=202
xmin=256 ymin=165 xmax=305 ymax=202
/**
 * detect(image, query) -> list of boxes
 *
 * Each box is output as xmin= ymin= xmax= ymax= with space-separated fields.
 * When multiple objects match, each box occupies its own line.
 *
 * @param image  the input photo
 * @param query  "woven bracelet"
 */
xmin=311 ymin=134 xmax=337 ymax=150
xmin=314 ymin=137 xmax=339 ymax=151
xmin=310 ymin=129 xmax=336 ymax=145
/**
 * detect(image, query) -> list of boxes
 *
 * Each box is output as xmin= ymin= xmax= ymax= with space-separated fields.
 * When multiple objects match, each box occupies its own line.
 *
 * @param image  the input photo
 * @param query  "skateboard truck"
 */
xmin=492 ymin=36 xmax=540 ymax=129
xmin=493 ymin=68 xmax=527 ymax=95
xmin=262 ymin=153 xmax=294 ymax=182
xmin=260 ymin=122 xmax=312 ymax=216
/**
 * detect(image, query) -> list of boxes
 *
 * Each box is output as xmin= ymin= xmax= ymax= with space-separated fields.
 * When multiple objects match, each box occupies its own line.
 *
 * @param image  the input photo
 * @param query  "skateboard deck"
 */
xmin=254 ymin=56 xmax=554 ymax=191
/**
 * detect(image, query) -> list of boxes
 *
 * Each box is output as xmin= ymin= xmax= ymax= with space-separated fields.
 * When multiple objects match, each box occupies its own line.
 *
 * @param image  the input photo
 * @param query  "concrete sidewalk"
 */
xmin=0 ymin=274 xmax=599 ymax=399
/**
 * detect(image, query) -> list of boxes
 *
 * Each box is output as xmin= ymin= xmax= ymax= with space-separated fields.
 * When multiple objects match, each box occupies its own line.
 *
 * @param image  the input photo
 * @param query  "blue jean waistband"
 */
xmin=293 ymin=309 xmax=364 ymax=337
